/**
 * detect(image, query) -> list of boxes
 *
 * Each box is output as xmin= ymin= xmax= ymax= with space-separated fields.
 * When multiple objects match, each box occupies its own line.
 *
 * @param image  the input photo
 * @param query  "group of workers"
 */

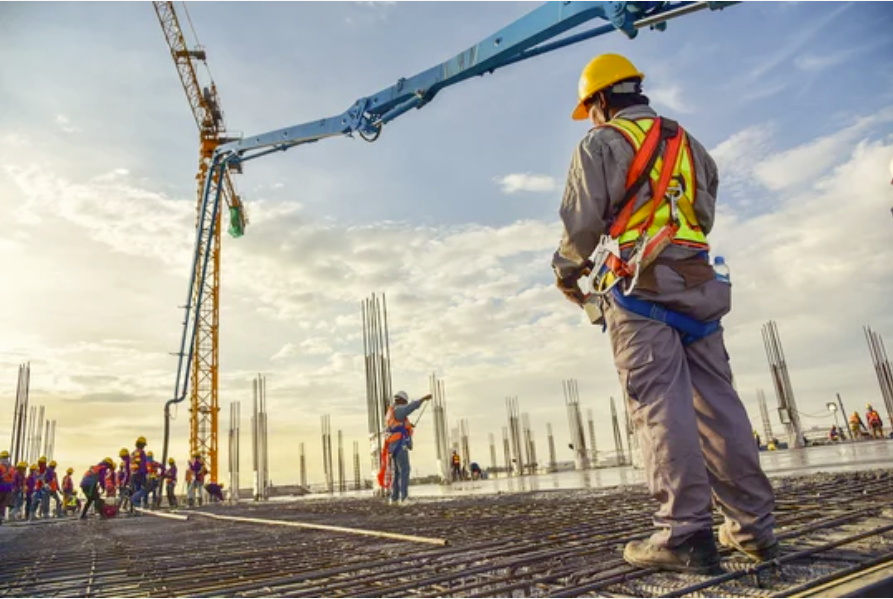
xmin=0 ymin=436 xmax=226 ymax=524
xmin=848 ymin=404 xmax=885 ymax=440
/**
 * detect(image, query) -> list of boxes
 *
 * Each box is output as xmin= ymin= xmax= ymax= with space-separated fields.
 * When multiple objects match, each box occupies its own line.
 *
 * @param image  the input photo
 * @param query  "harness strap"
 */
xmin=609 ymin=118 xmax=680 ymax=239
xmin=610 ymin=287 xmax=719 ymax=345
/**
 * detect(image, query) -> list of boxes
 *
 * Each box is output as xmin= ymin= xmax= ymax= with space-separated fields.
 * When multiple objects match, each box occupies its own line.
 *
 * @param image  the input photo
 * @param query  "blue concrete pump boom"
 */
xmin=162 ymin=1 xmax=738 ymax=465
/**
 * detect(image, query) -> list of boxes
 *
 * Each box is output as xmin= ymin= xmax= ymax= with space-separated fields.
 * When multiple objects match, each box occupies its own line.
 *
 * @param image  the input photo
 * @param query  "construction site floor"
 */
xmin=4 ymin=469 xmax=893 ymax=597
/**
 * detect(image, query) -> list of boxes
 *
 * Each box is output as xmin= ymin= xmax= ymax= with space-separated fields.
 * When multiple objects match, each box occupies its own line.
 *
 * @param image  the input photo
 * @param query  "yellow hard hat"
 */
xmin=0 ymin=450 xmax=8 ymax=459
xmin=192 ymin=451 xmax=202 ymax=458
xmin=136 ymin=436 xmax=147 ymax=446
xmin=120 ymin=448 xmax=129 ymax=457
xmin=49 ymin=460 xmax=57 ymax=468
xmin=38 ymin=456 xmax=47 ymax=463
xmin=168 ymin=458 xmax=175 ymax=464
xmin=67 ymin=467 xmax=74 ymax=474
xmin=30 ymin=464 xmax=38 ymax=470
xmin=867 ymin=404 xmax=873 ymax=410
xmin=103 ymin=457 xmax=114 ymax=467
xmin=572 ymin=53 xmax=645 ymax=120
xmin=147 ymin=451 xmax=154 ymax=458
xmin=17 ymin=461 xmax=27 ymax=469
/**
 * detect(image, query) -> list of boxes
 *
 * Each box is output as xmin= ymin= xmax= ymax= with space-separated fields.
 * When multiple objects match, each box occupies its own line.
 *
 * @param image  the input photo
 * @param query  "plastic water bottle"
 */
xmin=714 ymin=256 xmax=731 ymax=284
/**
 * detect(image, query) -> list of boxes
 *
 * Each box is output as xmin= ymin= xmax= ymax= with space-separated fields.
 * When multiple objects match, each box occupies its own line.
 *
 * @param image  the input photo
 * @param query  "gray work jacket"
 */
xmin=552 ymin=105 xmax=720 ymax=279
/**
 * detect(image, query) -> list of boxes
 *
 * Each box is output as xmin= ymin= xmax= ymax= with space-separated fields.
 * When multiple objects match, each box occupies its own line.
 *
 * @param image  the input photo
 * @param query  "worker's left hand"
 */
xmin=555 ymin=264 xmax=590 ymax=307
xmin=421 ymin=394 xmax=433 ymax=402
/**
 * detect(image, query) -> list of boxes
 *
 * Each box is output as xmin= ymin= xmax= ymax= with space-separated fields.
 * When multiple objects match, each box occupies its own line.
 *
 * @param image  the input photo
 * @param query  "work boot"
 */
xmin=718 ymin=525 xmax=779 ymax=563
xmin=623 ymin=530 xmax=721 ymax=574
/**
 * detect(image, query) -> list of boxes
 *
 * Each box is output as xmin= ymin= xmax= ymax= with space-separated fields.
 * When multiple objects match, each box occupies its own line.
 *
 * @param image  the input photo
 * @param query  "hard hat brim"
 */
xmin=572 ymin=101 xmax=590 ymax=121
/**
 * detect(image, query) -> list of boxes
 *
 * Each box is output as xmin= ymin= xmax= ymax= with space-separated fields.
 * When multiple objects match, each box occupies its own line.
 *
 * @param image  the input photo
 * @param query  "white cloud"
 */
xmin=709 ymin=123 xmax=774 ymax=200
xmin=753 ymin=109 xmax=893 ymax=190
xmin=55 ymin=113 xmax=80 ymax=134
xmin=271 ymin=343 xmax=299 ymax=361
xmin=494 ymin=173 xmax=559 ymax=194
xmin=648 ymin=85 xmax=694 ymax=114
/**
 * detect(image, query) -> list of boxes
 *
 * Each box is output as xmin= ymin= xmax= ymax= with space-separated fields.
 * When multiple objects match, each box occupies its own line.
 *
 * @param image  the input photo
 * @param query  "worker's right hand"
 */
xmin=421 ymin=394 xmax=433 ymax=402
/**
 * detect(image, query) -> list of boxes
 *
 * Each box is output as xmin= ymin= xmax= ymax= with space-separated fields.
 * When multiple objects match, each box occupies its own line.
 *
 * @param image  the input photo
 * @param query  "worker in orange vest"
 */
xmin=553 ymin=54 xmax=776 ymax=573
xmin=62 ymin=467 xmax=77 ymax=516
xmin=850 ymin=411 xmax=867 ymax=440
xmin=80 ymin=458 xmax=114 ymax=520
xmin=450 ymin=450 xmax=462 ymax=482
xmin=383 ymin=391 xmax=431 ymax=505
xmin=866 ymin=404 xmax=884 ymax=439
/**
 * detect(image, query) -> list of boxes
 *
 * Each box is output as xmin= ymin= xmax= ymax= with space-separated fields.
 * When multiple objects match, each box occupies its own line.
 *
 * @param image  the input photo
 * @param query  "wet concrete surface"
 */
xmin=406 ymin=438 xmax=893 ymax=498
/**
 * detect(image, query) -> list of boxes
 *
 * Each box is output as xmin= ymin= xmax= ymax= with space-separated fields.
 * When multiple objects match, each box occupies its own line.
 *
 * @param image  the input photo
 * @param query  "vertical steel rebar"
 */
xmin=610 ymin=396 xmax=625 ymax=466
xmin=547 ymin=422 xmax=557 ymax=472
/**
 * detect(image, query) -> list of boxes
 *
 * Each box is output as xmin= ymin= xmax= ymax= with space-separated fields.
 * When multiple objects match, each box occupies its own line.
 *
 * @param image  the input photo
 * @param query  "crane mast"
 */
xmin=154 ymin=1 xmax=246 ymax=484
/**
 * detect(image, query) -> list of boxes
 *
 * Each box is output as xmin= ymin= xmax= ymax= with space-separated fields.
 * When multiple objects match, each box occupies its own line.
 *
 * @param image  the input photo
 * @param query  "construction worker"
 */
xmin=80 ymin=458 xmax=114 ymax=520
xmin=165 ymin=458 xmax=178 ymax=508
xmin=450 ymin=450 xmax=462 ymax=482
xmin=11 ymin=462 xmax=27 ymax=520
xmin=553 ymin=54 xmax=777 ymax=573
xmin=116 ymin=447 xmax=131 ymax=508
xmin=30 ymin=456 xmax=49 ymax=520
xmin=470 ymin=462 xmax=483 ymax=480
xmin=145 ymin=451 xmax=160 ymax=508
xmin=131 ymin=436 xmax=149 ymax=508
xmin=866 ymin=404 xmax=884 ymax=439
xmin=187 ymin=452 xmax=206 ymax=507
xmin=0 ymin=451 xmax=14 ymax=524
xmin=384 ymin=390 xmax=431 ymax=505
xmin=25 ymin=464 xmax=38 ymax=520
xmin=43 ymin=460 xmax=62 ymax=517
xmin=204 ymin=481 xmax=225 ymax=502
xmin=754 ymin=431 xmax=761 ymax=449
xmin=62 ymin=467 xmax=77 ymax=516
xmin=850 ymin=411 xmax=867 ymax=440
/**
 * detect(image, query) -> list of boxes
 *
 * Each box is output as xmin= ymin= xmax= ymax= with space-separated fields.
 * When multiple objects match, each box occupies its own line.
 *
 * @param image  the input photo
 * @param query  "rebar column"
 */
xmin=587 ymin=409 xmax=598 ymax=467
xmin=430 ymin=374 xmax=451 ymax=483
xmin=251 ymin=375 xmax=269 ymax=499
xmin=506 ymin=397 xmax=525 ymax=475
xmin=459 ymin=419 xmax=471 ymax=471
xmin=763 ymin=320 xmax=804 ymax=448
xmin=563 ymin=380 xmax=588 ymax=470
xmin=299 ymin=442 xmax=307 ymax=488
xmin=353 ymin=440 xmax=361 ymax=491
xmin=321 ymin=415 xmax=333 ymax=493
xmin=501 ymin=427 xmax=511 ymax=476
xmin=362 ymin=293 xmax=394 ymax=496
xmin=610 ymin=396 xmax=626 ymax=466
xmin=865 ymin=326 xmax=893 ymax=429
xmin=337 ymin=430 xmax=345 ymax=493
xmin=757 ymin=389 xmax=775 ymax=444
xmin=229 ymin=401 xmax=240 ymax=502
xmin=488 ymin=432 xmax=497 ymax=476
xmin=546 ymin=423 xmax=557 ymax=472
xmin=10 ymin=363 xmax=30 ymax=464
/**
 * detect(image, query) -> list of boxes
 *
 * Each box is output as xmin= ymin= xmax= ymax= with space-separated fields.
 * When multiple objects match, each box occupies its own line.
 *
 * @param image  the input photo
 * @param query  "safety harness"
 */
xmin=586 ymin=116 xmax=719 ymax=345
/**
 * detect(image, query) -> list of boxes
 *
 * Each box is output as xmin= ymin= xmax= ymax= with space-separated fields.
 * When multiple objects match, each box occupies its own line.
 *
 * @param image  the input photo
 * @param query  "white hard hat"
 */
xmin=394 ymin=391 xmax=409 ymax=402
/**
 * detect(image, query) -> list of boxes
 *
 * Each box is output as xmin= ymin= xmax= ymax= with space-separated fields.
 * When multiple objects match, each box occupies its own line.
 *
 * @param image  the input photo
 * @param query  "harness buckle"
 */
xmin=621 ymin=233 xmax=648 ymax=296
xmin=586 ymin=235 xmax=623 ymax=297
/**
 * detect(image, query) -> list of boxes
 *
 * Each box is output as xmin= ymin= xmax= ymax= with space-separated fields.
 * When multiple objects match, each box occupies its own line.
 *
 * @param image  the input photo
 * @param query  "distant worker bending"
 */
xmin=385 ymin=391 xmax=431 ymax=505
xmin=552 ymin=54 xmax=777 ymax=573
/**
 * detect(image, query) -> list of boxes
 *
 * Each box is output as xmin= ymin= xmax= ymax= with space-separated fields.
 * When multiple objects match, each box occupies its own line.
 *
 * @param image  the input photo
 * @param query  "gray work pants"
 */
xmin=604 ymin=264 xmax=776 ymax=549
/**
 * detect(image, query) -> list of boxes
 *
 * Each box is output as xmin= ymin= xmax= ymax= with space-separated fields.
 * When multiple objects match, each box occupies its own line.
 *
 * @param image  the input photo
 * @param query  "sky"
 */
xmin=1 ymin=1 xmax=892 ymax=489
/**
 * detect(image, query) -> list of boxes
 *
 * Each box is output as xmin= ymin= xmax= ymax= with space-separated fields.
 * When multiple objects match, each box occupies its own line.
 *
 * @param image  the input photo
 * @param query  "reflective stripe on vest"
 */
xmin=602 ymin=117 xmax=708 ymax=251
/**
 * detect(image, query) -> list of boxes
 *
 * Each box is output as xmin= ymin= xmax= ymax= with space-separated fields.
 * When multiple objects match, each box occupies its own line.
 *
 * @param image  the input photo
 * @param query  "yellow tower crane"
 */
xmin=153 ymin=1 xmax=247 ymax=484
